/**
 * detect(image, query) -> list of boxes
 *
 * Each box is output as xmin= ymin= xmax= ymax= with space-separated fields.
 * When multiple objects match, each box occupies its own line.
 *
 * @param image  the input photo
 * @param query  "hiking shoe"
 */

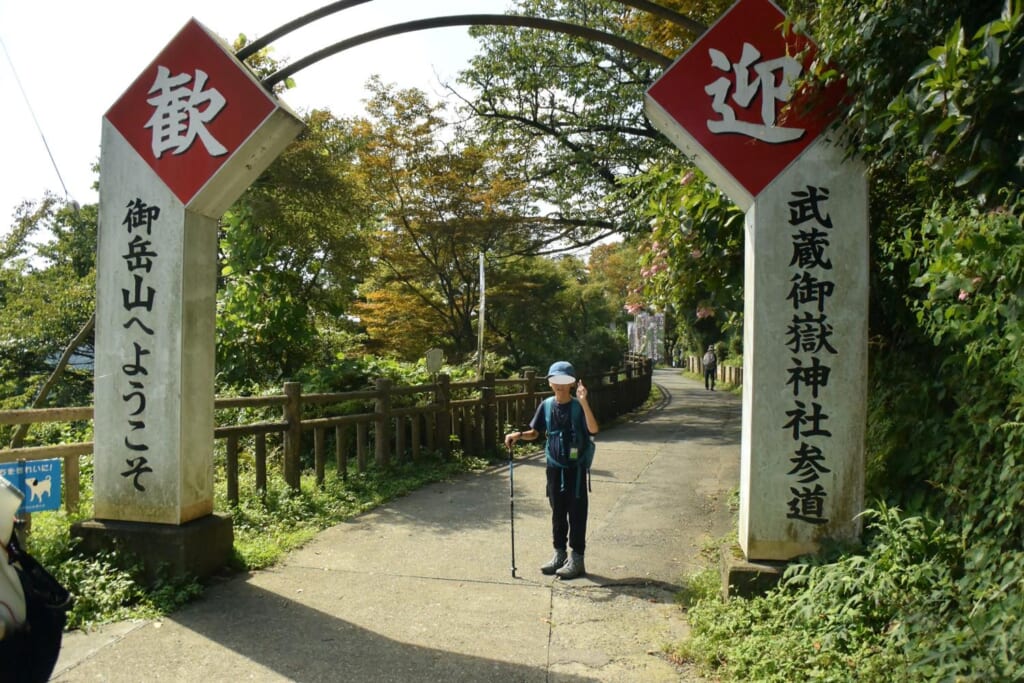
xmin=556 ymin=552 xmax=586 ymax=580
xmin=540 ymin=549 xmax=568 ymax=575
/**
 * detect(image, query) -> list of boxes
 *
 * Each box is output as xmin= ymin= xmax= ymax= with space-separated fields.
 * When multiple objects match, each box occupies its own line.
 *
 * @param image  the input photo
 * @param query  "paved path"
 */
xmin=52 ymin=369 xmax=741 ymax=682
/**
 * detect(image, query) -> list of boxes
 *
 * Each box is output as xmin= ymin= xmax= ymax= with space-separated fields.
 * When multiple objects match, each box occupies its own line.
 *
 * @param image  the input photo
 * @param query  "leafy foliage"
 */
xmin=618 ymin=164 xmax=745 ymax=354
xmin=459 ymin=0 xmax=729 ymax=249
xmin=351 ymin=80 xmax=540 ymax=360
xmin=216 ymin=109 xmax=374 ymax=384
xmin=350 ymin=80 xmax=623 ymax=369
xmin=678 ymin=507 xmax=965 ymax=681
xmin=0 ymin=197 xmax=95 ymax=412
xmin=487 ymin=253 xmax=624 ymax=374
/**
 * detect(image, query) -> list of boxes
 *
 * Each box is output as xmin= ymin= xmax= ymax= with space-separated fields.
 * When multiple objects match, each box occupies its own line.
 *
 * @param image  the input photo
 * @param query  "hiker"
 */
xmin=504 ymin=361 xmax=599 ymax=580
xmin=702 ymin=345 xmax=717 ymax=391
xmin=0 ymin=475 xmax=70 ymax=682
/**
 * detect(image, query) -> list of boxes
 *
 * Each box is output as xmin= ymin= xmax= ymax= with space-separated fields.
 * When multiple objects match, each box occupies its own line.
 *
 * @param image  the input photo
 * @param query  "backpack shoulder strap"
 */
xmin=542 ymin=397 xmax=565 ymax=471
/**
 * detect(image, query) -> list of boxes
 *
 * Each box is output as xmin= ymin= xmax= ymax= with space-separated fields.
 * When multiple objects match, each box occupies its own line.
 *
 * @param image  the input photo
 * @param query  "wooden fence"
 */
xmin=0 ymin=356 xmax=652 ymax=511
xmin=684 ymin=354 xmax=743 ymax=388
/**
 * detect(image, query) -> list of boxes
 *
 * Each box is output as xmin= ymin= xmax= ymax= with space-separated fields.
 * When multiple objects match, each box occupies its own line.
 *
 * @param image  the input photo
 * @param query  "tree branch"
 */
xmin=11 ymin=313 xmax=95 ymax=448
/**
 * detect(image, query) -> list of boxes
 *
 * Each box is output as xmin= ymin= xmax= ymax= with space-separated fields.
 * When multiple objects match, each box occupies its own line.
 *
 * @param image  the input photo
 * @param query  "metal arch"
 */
xmin=236 ymin=0 xmax=371 ymax=61
xmin=235 ymin=0 xmax=705 ymax=62
xmin=616 ymin=0 xmax=706 ymax=35
xmin=260 ymin=14 xmax=674 ymax=90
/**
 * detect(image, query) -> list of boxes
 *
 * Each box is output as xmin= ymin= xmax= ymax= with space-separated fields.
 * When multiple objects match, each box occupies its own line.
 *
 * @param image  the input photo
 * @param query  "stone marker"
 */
xmin=645 ymin=0 xmax=866 ymax=561
xmin=78 ymin=19 xmax=303 ymax=577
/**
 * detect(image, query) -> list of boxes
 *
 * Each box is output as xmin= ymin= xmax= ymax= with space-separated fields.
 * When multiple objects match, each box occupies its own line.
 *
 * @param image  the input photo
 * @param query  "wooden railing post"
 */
xmin=375 ymin=377 xmax=392 ymax=467
xmin=434 ymin=374 xmax=452 ymax=456
xmin=314 ymin=427 xmax=326 ymax=488
xmin=482 ymin=372 xmax=497 ymax=456
xmin=395 ymin=415 xmax=406 ymax=463
xmin=357 ymin=423 xmax=368 ymax=473
xmin=283 ymin=381 xmax=302 ymax=490
xmin=255 ymin=435 xmax=267 ymax=499
xmin=336 ymin=426 xmax=348 ymax=481
xmin=524 ymin=369 xmax=537 ymax=427
xmin=226 ymin=435 xmax=240 ymax=505
xmin=644 ymin=358 xmax=654 ymax=406
xmin=411 ymin=416 xmax=422 ymax=461
xmin=64 ymin=454 xmax=79 ymax=513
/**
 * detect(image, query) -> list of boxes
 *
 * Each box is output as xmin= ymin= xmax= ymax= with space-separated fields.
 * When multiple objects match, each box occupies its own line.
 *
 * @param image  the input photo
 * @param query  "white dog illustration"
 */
xmin=28 ymin=476 xmax=51 ymax=503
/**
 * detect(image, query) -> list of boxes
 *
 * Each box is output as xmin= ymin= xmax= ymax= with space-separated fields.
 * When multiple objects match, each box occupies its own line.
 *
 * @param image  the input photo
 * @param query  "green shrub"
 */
xmin=675 ymin=506 xmax=960 ymax=682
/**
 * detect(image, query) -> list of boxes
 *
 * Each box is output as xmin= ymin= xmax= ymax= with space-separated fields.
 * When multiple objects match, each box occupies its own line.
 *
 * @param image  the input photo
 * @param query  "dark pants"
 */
xmin=546 ymin=466 xmax=589 ymax=555
xmin=704 ymin=367 xmax=716 ymax=389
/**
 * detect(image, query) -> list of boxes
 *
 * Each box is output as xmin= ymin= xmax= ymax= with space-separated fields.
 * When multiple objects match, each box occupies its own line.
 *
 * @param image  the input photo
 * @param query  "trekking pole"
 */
xmin=507 ymin=442 xmax=517 ymax=578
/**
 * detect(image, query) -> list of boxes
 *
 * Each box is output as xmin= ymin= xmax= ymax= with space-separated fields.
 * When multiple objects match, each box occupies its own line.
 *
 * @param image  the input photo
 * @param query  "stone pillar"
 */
xmin=643 ymin=0 xmax=865 ymax=565
xmin=76 ymin=18 xmax=302 ymax=579
xmin=738 ymin=135 xmax=868 ymax=559
xmin=93 ymin=154 xmax=216 ymax=524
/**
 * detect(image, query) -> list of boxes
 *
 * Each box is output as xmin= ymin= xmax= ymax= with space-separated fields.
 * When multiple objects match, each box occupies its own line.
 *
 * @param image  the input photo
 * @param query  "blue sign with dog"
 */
xmin=0 ymin=459 xmax=62 ymax=513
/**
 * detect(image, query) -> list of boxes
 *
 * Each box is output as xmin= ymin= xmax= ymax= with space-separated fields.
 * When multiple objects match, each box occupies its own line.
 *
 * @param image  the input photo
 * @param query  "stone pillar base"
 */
xmin=72 ymin=513 xmax=233 ymax=583
xmin=720 ymin=545 xmax=787 ymax=599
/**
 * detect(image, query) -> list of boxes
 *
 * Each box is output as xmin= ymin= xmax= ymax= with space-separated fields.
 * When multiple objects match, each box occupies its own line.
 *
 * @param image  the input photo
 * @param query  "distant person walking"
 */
xmin=702 ymin=345 xmax=718 ymax=391
xmin=504 ymin=361 xmax=599 ymax=580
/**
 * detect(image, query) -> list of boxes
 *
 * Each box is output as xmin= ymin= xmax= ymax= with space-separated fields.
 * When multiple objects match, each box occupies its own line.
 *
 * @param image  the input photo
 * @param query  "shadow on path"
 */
xmin=153 ymin=581 xmax=591 ymax=683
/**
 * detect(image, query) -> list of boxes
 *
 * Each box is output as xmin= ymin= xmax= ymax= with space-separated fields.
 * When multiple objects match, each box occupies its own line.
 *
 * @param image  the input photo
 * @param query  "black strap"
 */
xmin=6 ymin=534 xmax=72 ymax=611
xmin=1 ymin=533 xmax=69 ymax=683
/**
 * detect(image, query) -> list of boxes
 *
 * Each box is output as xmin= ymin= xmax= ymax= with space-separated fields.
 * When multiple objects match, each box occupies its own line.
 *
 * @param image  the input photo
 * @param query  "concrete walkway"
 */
xmin=52 ymin=369 xmax=741 ymax=682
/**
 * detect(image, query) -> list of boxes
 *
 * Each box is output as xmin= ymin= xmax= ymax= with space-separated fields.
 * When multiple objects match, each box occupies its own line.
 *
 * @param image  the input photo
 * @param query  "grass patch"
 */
xmin=227 ymin=453 xmax=487 ymax=570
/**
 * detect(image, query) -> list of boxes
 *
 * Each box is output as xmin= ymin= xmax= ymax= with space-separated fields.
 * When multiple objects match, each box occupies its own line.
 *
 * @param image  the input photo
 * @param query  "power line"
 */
xmin=0 ymin=32 xmax=74 ymax=204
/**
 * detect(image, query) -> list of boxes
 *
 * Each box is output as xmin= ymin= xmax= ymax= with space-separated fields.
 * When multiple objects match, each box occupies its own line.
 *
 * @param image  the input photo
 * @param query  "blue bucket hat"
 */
xmin=546 ymin=361 xmax=576 ymax=385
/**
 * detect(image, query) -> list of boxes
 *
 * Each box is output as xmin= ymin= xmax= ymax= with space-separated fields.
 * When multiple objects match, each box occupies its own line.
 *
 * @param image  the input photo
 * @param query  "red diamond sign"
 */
xmin=105 ymin=19 xmax=278 ymax=207
xmin=645 ymin=0 xmax=846 ymax=209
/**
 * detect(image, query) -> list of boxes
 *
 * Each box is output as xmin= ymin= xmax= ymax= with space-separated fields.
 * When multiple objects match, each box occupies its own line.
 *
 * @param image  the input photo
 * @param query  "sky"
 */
xmin=0 ymin=0 xmax=511 ymax=233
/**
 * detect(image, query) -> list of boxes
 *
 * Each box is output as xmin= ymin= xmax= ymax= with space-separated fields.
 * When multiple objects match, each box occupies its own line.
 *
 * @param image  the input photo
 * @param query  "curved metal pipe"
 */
xmin=236 ymin=0 xmax=372 ymax=61
xmin=617 ymin=0 xmax=706 ymax=35
xmin=262 ymin=14 xmax=673 ymax=89
xmin=236 ymin=0 xmax=705 ymax=62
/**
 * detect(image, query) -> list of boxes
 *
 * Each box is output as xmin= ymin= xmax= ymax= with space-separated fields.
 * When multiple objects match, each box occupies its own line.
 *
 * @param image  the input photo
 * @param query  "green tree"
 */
xmin=618 ymin=165 xmax=745 ymax=355
xmin=216 ymin=109 xmax=373 ymax=385
xmin=352 ymin=80 xmax=541 ymax=362
xmin=487 ymin=253 xmax=622 ymax=373
xmin=586 ymin=240 xmax=640 ymax=319
xmin=0 ymin=196 xmax=96 ymax=415
xmin=457 ymin=0 xmax=739 ymax=363
xmin=457 ymin=0 xmax=730 ymax=250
